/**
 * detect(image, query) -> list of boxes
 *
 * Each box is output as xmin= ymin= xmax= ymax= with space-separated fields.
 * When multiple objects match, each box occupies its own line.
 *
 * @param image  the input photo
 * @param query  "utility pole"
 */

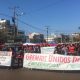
xmin=13 ymin=7 xmax=16 ymax=38
xmin=9 ymin=6 xmax=24 ymax=43
xmin=46 ymin=26 xmax=49 ymax=43
xmin=12 ymin=7 xmax=19 ymax=37
xmin=9 ymin=6 xmax=18 ymax=40
xmin=10 ymin=6 xmax=21 ymax=41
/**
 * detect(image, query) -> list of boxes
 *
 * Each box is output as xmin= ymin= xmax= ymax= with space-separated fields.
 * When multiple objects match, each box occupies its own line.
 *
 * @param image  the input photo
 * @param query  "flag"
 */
xmin=12 ymin=17 xmax=15 ymax=23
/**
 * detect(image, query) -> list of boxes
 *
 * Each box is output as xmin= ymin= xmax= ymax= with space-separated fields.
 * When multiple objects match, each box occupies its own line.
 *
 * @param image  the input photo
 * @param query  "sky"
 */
xmin=0 ymin=0 xmax=80 ymax=35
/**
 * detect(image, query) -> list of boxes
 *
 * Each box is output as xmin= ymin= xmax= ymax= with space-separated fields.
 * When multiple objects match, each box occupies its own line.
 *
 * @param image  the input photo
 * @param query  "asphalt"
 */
xmin=0 ymin=68 xmax=80 ymax=80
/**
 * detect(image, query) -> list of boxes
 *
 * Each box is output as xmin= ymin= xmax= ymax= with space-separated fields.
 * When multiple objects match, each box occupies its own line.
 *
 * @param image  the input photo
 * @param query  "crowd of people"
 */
xmin=23 ymin=42 xmax=80 ymax=56
xmin=0 ymin=42 xmax=80 ymax=68
xmin=54 ymin=42 xmax=80 ymax=56
xmin=23 ymin=45 xmax=41 ymax=53
xmin=0 ymin=43 xmax=52 ymax=53
xmin=0 ymin=42 xmax=80 ymax=56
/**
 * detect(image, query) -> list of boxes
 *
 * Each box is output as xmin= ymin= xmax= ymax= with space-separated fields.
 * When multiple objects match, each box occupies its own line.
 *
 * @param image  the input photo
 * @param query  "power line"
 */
xmin=18 ymin=19 xmax=45 ymax=31
xmin=0 ymin=13 xmax=71 ymax=34
xmin=9 ymin=6 xmax=20 ymax=37
xmin=0 ymin=13 xmax=12 ymax=18
xmin=0 ymin=13 xmax=44 ymax=32
xmin=26 ymin=0 xmax=64 ymax=15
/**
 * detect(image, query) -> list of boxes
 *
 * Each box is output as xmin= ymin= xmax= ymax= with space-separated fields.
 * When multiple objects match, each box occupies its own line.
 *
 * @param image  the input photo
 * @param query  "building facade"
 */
xmin=28 ymin=32 xmax=45 ymax=43
xmin=0 ymin=19 xmax=26 ymax=43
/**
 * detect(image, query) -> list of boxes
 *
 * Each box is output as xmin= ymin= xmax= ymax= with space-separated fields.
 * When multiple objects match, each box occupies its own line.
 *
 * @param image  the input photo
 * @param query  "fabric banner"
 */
xmin=0 ymin=51 xmax=12 ymax=66
xmin=23 ymin=53 xmax=80 ymax=70
xmin=41 ymin=46 xmax=56 ymax=54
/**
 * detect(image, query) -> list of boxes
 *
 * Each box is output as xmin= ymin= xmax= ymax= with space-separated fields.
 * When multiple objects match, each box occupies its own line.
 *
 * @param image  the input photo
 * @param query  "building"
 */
xmin=0 ymin=19 xmax=10 ymax=43
xmin=28 ymin=32 xmax=45 ymax=43
xmin=15 ymin=30 xmax=26 ymax=43
xmin=0 ymin=19 xmax=26 ymax=43
xmin=45 ymin=33 xmax=57 ymax=43
xmin=0 ymin=19 xmax=10 ymax=29
xmin=70 ymin=33 xmax=80 ymax=42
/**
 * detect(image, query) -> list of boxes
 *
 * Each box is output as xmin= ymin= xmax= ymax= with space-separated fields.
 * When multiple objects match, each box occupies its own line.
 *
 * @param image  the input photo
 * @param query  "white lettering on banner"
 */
xmin=23 ymin=53 xmax=80 ymax=70
xmin=0 ymin=51 xmax=12 ymax=66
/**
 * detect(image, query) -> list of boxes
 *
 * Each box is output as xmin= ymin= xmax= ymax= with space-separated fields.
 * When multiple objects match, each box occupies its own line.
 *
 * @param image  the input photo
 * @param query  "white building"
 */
xmin=0 ymin=19 xmax=10 ymax=29
xmin=45 ymin=33 xmax=57 ymax=43
xmin=28 ymin=32 xmax=44 ymax=43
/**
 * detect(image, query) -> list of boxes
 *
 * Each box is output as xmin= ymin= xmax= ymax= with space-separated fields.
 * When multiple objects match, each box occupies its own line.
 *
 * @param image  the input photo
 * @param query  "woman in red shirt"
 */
xmin=68 ymin=44 xmax=75 ymax=55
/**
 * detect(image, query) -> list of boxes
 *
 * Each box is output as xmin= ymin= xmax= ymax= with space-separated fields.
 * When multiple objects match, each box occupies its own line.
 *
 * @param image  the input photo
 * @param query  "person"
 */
xmin=54 ymin=45 xmax=62 ymax=54
xmin=77 ymin=44 xmax=80 ymax=56
xmin=8 ymin=47 xmax=12 ymax=51
xmin=2 ymin=46 xmax=7 ymax=51
xmin=68 ymin=44 xmax=75 ymax=55
xmin=61 ymin=45 xmax=68 ymax=55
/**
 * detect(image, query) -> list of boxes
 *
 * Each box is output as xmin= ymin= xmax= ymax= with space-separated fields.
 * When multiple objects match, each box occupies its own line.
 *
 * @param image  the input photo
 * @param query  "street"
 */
xmin=0 ymin=68 xmax=80 ymax=80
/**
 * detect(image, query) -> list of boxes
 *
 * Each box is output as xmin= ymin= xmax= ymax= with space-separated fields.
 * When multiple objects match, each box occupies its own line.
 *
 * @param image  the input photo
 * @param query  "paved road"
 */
xmin=0 ymin=68 xmax=80 ymax=80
